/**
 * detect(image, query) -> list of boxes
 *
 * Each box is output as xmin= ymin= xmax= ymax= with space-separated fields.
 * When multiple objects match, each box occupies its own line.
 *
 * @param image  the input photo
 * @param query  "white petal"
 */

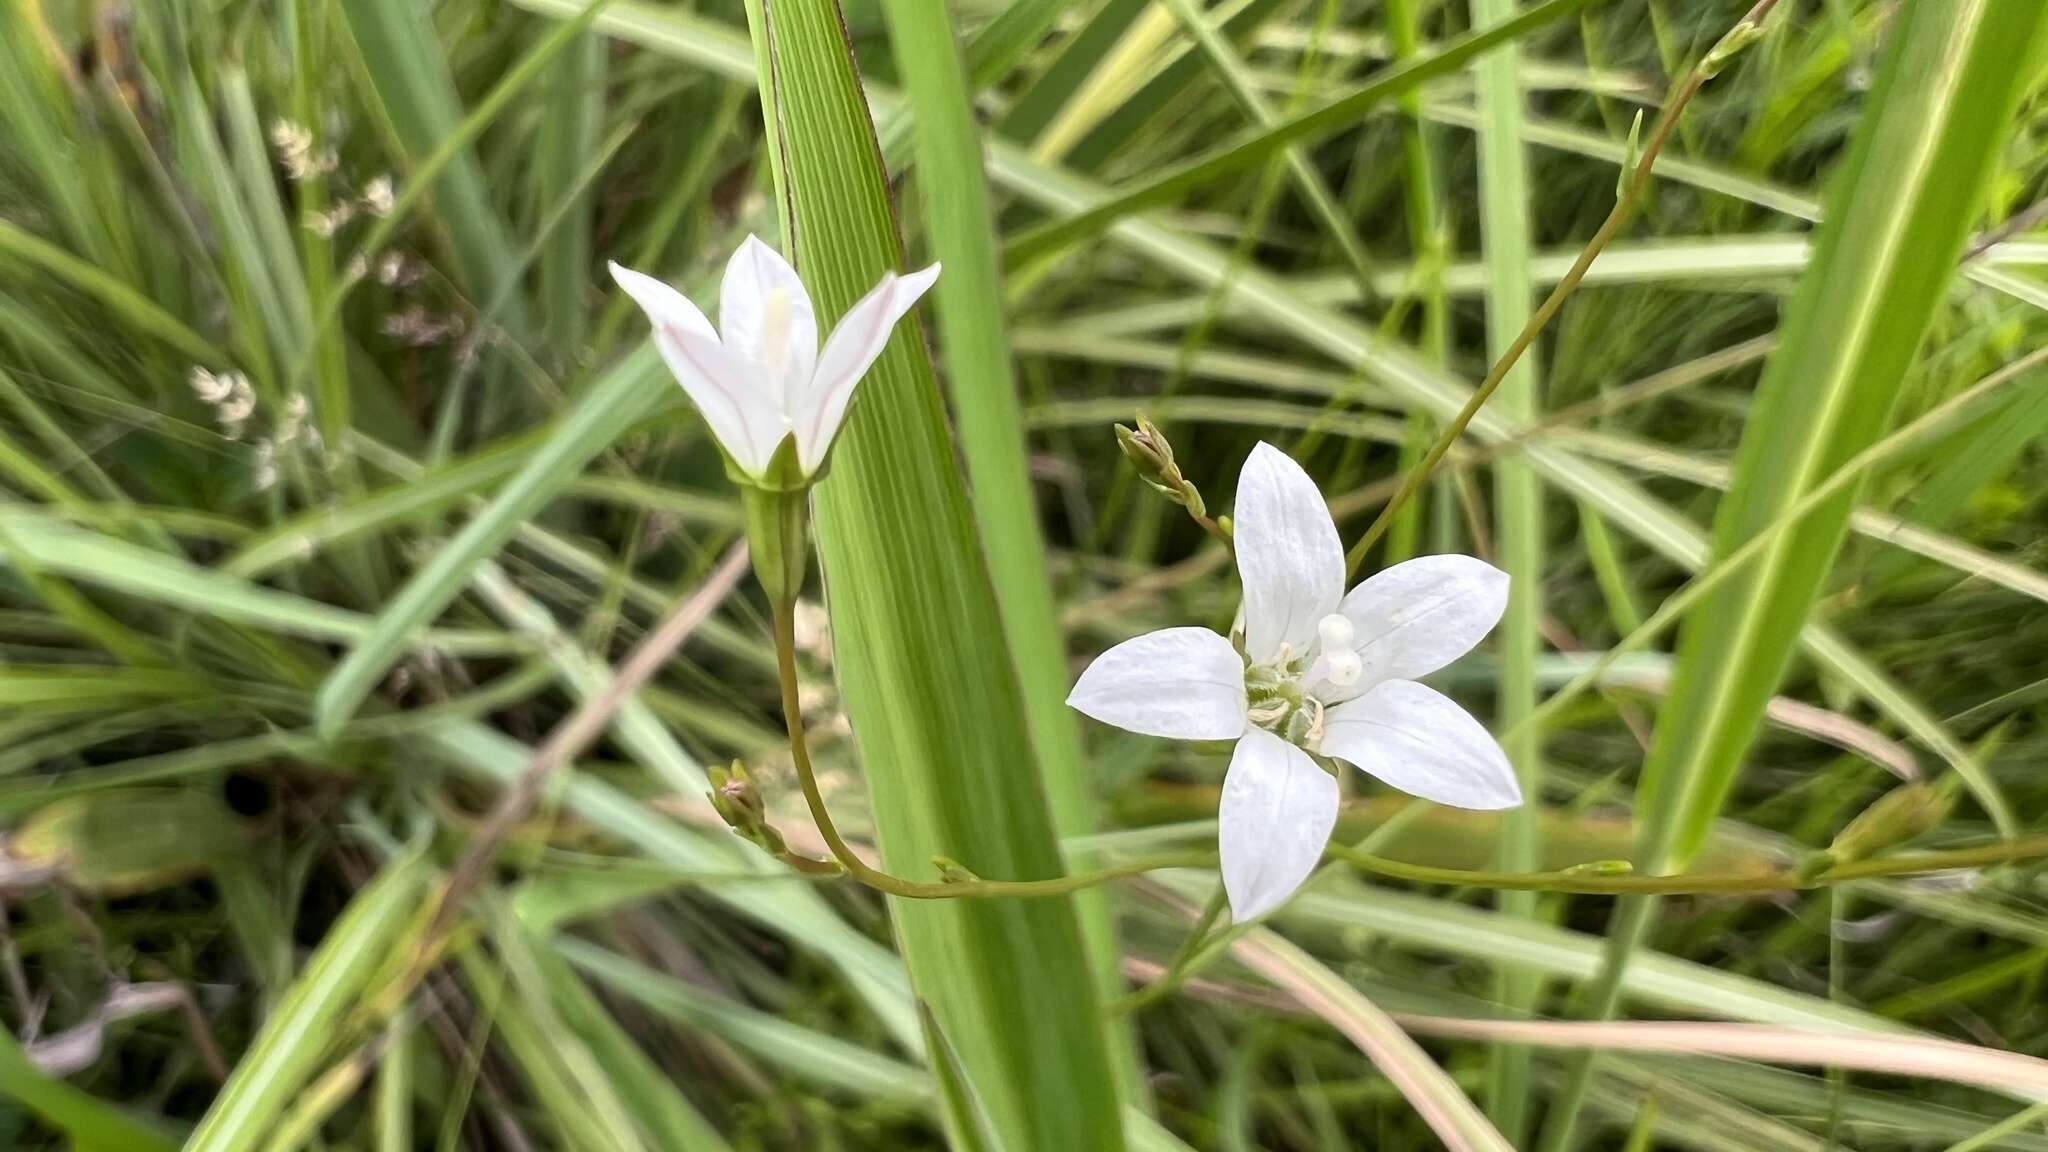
xmin=657 ymin=328 xmax=789 ymax=476
xmin=1234 ymin=442 xmax=1344 ymax=664
xmin=608 ymin=260 xmax=718 ymax=343
xmin=1320 ymin=680 xmax=1522 ymax=810
xmin=719 ymin=236 xmax=817 ymax=408
xmin=611 ymin=273 xmax=781 ymax=478
xmin=1321 ymin=553 xmax=1509 ymax=704
xmin=798 ymin=262 xmax=940 ymax=471
xmin=1219 ymin=728 xmax=1339 ymax=922
xmin=1066 ymin=627 xmax=1247 ymax=740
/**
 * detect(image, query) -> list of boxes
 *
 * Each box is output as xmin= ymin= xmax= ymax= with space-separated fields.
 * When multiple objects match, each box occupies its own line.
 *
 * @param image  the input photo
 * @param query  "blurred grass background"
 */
xmin=1 ymin=0 xmax=2047 ymax=1149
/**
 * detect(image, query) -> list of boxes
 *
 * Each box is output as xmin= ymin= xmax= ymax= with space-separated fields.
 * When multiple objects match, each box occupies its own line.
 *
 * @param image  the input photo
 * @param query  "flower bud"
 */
xmin=1116 ymin=415 xmax=1206 ymax=517
xmin=708 ymin=762 xmax=768 ymax=833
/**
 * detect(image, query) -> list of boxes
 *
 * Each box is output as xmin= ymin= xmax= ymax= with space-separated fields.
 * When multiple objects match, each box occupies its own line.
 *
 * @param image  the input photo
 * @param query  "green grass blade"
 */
xmin=0 ymin=218 xmax=223 ymax=368
xmin=1468 ymin=0 xmax=1545 ymax=1137
xmin=1538 ymin=6 xmax=2048 ymax=1148
xmin=423 ymin=719 xmax=920 ymax=1047
xmin=0 ymin=1029 xmax=180 ymax=1152
xmin=336 ymin=0 xmax=528 ymax=337
xmin=1001 ymin=0 xmax=1589 ymax=266
xmin=535 ymin=29 xmax=606 ymax=359
xmin=184 ymin=848 xmax=431 ymax=1152
xmin=311 ymin=349 xmax=668 ymax=735
xmin=1159 ymin=0 xmax=1377 ymax=302
xmin=877 ymin=0 xmax=1140 ymax=1107
xmin=0 ymin=515 xmax=518 ymax=657
xmin=536 ymin=943 xmax=734 ymax=1151
xmin=745 ymin=1 xmax=1125 ymax=1146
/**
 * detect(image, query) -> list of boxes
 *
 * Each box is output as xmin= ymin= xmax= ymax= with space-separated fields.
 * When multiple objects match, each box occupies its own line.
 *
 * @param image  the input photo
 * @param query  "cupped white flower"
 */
xmin=1065 ymin=441 xmax=1522 ymax=923
xmin=609 ymin=236 xmax=939 ymax=482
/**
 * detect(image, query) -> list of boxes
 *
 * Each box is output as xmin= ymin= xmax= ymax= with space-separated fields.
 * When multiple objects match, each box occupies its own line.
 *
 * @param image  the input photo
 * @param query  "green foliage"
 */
xmin=1 ymin=1 xmax=2047 ymax=1150
xmin=742 ymin=1 xmax=1125 ymax=1147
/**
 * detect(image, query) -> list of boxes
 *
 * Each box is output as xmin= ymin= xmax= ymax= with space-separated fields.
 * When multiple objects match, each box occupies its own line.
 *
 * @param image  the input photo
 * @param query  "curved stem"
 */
xmin=1341 ymin=1 xmax=1778 ymax=579
xmin=772 ymin=595 xmax=1210 ymax=898
xmin=771 ymin=603 xmax=2048 ymax=900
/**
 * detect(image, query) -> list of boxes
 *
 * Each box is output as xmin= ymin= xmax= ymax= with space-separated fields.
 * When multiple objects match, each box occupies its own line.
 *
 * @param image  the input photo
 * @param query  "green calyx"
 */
xmin=733 ymin=437 xmax=820 ymax=605
xmin=725 ymin=433 xmax=817 ymax=493
xmin=742 ymin=483 xmax=811 ymax=605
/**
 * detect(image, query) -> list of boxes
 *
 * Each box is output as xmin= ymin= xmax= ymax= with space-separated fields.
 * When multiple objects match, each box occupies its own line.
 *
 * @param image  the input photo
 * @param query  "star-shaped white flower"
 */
xmin=609 ymin=236 xmax=940 ymax=484
xmin=1067 ymin=442 xmax=1522 ymax=921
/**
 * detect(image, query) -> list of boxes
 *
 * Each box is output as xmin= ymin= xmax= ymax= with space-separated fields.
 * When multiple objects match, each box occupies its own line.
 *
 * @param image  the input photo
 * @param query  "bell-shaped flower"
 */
xmin=1067 ymin=442 xmax=1521 ymax=922
xmin=609 ymin=236 xmax=939 ymax=486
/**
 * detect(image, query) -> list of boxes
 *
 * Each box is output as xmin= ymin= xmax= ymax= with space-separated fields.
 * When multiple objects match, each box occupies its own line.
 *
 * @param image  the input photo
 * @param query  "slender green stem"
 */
xmin=772 ymin=595 xmax=1211 ymax=898
xmin=1112 ymin=887 xmax=1229 ymax=1015
xmin=1189 ymin=507 xmax=1233 ymax=547
xmin=1343 ymin=0 xmax=1780 ymax=578
xmin=1332 ymin=838 xmax=2048 ymax=893
xmin=770 ymin=599 xmax=2048 ymax=899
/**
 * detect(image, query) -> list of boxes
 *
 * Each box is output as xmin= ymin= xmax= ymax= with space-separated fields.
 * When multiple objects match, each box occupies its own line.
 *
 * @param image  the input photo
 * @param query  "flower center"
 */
xmin=1243 ymin=613 xmax=1364 ymax=750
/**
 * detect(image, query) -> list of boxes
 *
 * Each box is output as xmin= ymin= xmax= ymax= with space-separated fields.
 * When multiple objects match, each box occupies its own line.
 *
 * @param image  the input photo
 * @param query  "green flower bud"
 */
xmin=1115 ymin=415 xmax=1205 ymax=516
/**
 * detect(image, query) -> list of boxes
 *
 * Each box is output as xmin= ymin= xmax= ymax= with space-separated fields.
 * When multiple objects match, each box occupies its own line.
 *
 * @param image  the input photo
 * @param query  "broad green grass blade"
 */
xmin=1538 ymin=6 xmax=2048 ymax=1149
xmin=744 ymin=1 xmax=1124 ymax=1147
xmin=183 ymin=848 xmax=431 ymax=1152
xmin=876 ymin=0 xmax=1140 ymax=1107
xmin=1468 ymin=0 xmax=1545 ymax=1138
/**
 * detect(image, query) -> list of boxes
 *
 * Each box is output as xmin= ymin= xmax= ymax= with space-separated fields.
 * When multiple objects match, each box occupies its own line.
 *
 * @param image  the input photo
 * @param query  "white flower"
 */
xmin=608 ymin=236 xmax=940 ymax=484
xmin=1067 ymin=442 xmax=1522 ymax=922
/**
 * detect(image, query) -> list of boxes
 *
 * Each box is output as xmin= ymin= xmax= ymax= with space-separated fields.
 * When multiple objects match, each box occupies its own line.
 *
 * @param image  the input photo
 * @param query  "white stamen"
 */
xmin=1323 ymin=649 xmax=1362 ymax=688
xmin=1317 ymin=612 xmax=1354 ymax=653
